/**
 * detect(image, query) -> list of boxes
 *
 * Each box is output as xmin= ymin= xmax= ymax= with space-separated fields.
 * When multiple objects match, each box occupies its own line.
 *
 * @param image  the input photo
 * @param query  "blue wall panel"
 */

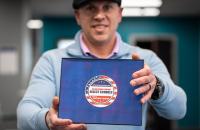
xmin=42 ymin=17 xmax=80 ymax=52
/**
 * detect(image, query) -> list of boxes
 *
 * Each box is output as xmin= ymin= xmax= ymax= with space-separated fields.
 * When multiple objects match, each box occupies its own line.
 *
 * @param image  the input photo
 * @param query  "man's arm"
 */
xmin=17 ymin=53 xmax=56 ymax=130
xmin=130 ymin=52 xmax=187 ymax=120
xmin=148 ymin=52 xmax=187 ymax=120
xmin=17 ymin=52 xmax=88 ymax=130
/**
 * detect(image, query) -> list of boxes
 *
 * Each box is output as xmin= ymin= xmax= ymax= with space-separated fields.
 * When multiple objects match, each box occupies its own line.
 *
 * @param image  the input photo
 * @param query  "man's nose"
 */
xmin=94 ymin=9 xmax=106 ymax=21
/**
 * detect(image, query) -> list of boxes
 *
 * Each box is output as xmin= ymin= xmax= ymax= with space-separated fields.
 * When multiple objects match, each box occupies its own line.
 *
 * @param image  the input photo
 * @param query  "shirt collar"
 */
xmin=79 ymin=32 xmax=119 ymax=59
xmin=66 ymin=31 xmax=130 ymax=59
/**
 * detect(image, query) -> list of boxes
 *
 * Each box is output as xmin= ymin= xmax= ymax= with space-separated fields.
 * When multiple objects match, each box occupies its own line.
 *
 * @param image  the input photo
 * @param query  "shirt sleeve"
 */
xmin=17 ymin=52 xmax=56 ymax=130
xmin=146 ymin=51 xmax=187 ymax=120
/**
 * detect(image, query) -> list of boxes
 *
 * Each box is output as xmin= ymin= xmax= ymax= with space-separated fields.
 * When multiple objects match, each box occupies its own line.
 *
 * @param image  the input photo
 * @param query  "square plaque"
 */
xmin=58 ymin=58 xmax=143 ymax=126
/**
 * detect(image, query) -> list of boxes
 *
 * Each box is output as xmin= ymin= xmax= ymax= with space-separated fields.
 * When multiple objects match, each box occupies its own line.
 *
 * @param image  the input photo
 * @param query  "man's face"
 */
xmin=75 ymin=0 xmax=122 ymax=45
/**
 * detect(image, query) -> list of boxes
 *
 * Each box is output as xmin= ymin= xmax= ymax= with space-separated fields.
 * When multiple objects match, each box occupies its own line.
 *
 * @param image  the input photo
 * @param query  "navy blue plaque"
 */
xmin=59 ymin=58 xmax=143 ymax=126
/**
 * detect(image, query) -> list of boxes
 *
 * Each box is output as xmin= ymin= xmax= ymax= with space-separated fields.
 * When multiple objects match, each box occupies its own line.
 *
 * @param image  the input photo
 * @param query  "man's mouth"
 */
xmin=92 ymin=24 xmax=108 ymax=32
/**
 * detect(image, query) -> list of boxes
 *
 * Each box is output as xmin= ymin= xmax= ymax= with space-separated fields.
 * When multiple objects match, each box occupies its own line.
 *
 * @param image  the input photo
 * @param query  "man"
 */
xmin=17 ymin=0 xmax=187 ymax=130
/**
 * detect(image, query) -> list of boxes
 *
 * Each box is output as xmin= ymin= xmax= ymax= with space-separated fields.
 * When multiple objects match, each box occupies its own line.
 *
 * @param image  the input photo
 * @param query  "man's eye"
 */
xmin=104 ymin=4 xmax=113 ymax=11
xmin=85 ymin=6 xmax=95 ymax=11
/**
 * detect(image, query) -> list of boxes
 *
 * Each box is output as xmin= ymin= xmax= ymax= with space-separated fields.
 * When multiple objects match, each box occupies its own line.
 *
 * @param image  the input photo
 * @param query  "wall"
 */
xmin=0 ymin=0 xmax=32 ymax=119
xmin=42 ymin=17 xmax=200 ymax=129
xmin=42 ymin=17 xmax=80 ymax=52
xmin=20 ymin=0 xmax=33 ymax=96
xmin=198 ymin=21 xmax=200 ymax=127
xmin=0 ymin=0 xmax=23 ymax=118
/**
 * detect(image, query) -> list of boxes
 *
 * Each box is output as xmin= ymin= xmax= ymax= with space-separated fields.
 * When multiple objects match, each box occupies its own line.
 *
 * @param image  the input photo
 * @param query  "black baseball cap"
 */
xmin=73 ymin=0 xmax=121 ymax=9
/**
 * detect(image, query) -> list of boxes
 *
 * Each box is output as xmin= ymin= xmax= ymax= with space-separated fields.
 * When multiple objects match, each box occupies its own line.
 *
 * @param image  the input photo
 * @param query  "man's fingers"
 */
xmin=51 ymin=118 xmax=72 ymax=126
xmin=66 ymin=124 xmax=87 ymax=130
xmin=134 ymin=84 xmax=151 ymax=95
xmin=130 ymin=75 xmax=152 ymax=86
xmin=131 ymin=53 xmax=157 ymax=104
xmin=140 ymin=90 xmax=153 ymax=104
xmin=52 ymin=96 xmax=59 ymax=110
xmin=132 ymin=53 xmax=140 ymax=60
xmin=132 ymin=64 xmax=151 ymax=78
xmin=48 ymin=108 xmax=72 ymax=127
xmin=47 ymin=96 xmax=73 ymax=129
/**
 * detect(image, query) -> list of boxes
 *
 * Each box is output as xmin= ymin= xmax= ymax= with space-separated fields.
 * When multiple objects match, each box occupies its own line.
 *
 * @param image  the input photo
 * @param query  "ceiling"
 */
xmin=30 ymin=0 xmax=200 ymax=17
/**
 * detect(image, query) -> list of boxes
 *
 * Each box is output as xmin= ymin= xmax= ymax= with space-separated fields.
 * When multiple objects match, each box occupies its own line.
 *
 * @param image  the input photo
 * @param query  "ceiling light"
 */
xmin=122 ymin=8 xmax=142 ymax=16
xmin=122 ymin=8 xmax=160 ymax=17
xmin=143 ymin=8 xmax=160 ymax=16
xmin=27 ymin=20 xmax=43 ymax=29
xmin=122 ymin=0 xmax=162 ymax=7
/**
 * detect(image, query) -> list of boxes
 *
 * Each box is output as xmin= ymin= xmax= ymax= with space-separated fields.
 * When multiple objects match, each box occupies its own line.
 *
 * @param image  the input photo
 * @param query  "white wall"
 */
xmin=0 ymin=0 xmax=32 ymax=118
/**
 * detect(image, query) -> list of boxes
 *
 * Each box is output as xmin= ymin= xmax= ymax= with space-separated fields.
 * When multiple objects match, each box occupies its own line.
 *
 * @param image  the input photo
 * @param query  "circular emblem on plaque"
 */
xmin=85 ymin=75 xmax=118 ymax=108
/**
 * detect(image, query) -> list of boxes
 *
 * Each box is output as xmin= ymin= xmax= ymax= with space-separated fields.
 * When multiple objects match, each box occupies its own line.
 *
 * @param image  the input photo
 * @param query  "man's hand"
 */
xmin=130 ymin=53 xmax=157 ymax=104
xmin=45 ymin=96 xmax=87 ymax=130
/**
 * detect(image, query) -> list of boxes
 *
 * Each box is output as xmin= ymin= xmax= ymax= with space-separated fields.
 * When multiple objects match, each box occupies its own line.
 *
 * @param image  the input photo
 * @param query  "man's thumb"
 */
xmin=52 ymin=96 xmax=59 ymax=109
xmin=132 ymin=53 xmax=140 ymax=60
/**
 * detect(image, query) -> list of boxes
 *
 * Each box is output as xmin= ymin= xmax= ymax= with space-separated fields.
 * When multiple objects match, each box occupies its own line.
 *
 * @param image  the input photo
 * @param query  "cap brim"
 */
xmin=73 ymin=0 xmax=121 ymax=9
